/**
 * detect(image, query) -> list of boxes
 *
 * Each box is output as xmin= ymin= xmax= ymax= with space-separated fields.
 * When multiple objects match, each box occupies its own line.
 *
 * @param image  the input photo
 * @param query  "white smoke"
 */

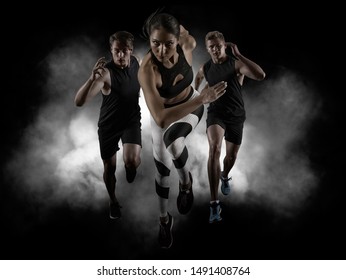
xmin=4 ymin=36 xmax=321 ymax=236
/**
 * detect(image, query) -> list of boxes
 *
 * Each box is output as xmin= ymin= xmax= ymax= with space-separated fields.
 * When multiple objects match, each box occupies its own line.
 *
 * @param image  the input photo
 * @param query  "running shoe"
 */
xmin=221 ymin=175 xmax=232 ymax=195
xmin=209 ymin=201 xmax=222 ymax=223
xmin=158 ymin=212 xmax=174 ymax=249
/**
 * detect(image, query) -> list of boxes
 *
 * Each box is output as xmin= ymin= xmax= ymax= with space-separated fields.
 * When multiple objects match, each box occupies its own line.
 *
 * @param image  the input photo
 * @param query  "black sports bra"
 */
xmin=151 ymin=44 xmax=193 ymax=99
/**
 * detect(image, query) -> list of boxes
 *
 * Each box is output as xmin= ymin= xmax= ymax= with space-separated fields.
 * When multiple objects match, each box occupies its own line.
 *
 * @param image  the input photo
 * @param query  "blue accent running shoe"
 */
xmin=209 ymin=201 xmax=222 ymax=223
xmin=221 ymin=175 xmax=232 ymax=195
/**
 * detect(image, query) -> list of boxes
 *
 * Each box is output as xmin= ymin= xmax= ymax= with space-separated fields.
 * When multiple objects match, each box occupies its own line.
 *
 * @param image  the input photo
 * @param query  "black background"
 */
xmin=1 ymin=3 xmax=344 ymax=260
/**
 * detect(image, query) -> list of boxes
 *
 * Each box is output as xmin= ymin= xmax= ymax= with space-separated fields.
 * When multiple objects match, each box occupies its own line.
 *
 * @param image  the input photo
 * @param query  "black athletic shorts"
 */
xmin=98 ymin=117 xmax=141 ymax=160
xmin=206 ymin=112 xmax=245 ymax=145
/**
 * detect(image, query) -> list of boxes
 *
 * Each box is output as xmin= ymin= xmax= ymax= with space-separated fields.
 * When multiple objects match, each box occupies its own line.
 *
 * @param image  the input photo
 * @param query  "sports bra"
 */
xmin=151 ymin=44 xmax=193 ymax=99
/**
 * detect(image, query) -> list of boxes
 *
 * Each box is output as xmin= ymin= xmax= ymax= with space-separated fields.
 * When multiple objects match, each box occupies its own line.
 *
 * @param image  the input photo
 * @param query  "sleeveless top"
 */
xmin=151 ymin=44 xmax=193 ymax=99
xmin=98 ymin=56 xmax=141 ymax=128
xmin=203 ymin=55 xmax=245 ymax=120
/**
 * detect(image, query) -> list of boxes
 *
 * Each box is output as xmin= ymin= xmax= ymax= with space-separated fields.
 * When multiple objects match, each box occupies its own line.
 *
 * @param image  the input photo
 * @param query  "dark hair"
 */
xmin=109 ymin=31 xmax=134 ymax=49
xmin=142 ymin=10 xmax=180 ymax=40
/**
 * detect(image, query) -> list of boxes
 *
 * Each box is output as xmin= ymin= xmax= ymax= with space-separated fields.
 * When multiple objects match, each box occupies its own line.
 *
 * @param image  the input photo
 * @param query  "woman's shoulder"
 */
xmin=139 ymin=52 xmax=153 ymax=68
xmin=138 ymin=52 xmax=156 ymax=78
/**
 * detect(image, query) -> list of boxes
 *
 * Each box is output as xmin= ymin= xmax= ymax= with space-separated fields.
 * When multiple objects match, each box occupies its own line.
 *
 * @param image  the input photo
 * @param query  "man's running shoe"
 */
xmin=221 ymin=175 xmax=232 ymax=195
xmin=209 ymin=201 xmax=222 ymax=223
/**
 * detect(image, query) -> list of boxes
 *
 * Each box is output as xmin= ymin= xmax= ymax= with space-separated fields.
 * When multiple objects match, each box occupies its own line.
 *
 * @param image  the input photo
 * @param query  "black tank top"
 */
xmin=203 ymin=56 xmax=245 ymax=120
xmin=151 ymin=44 xmax=193 ymax=99
xmin=98 ymin=56 xmax=141 ymax=128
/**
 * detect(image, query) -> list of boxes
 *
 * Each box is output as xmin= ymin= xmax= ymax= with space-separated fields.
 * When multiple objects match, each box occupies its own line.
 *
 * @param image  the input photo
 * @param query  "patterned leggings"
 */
xmin=150 ymin=89 xmax=204 ymax=217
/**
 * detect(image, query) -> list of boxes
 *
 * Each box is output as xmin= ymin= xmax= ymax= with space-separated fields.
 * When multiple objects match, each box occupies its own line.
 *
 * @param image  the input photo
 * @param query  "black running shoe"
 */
xmin=109 ymin=201 xmax=122 ymax=219
xmin=125 ymin=165 xmax=136 ymax=183
xmin=158 ymin=212 xmax=174 ymax=249
xmin=177 ymin=172 xmax=193 ymax=214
